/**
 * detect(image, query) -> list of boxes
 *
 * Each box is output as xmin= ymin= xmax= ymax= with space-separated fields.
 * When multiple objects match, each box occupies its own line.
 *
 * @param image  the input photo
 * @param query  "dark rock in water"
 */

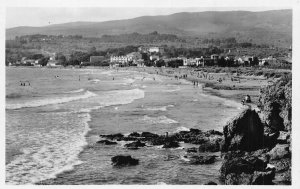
xmin=120 ymin=137 xmax=140 ymax=141
xmin=128 ymin=132 xmax=141 ymax=138
xmin=204 ymin=181 xmax=217 ymax=185
xmin=198 ymin=139 xmax=222 ymax=152
xmin=205 ymin=130 xmax=223 ymax=136
xmin=141 ymin=132 xmax=159 ymax=138
xmin=100 ymin=133 xmax=124 ymax=141
xmin=96 ymin=140 xmax=117 ymax=145
xmin=186 ymin=147 xmax=198 ymax=153
xmin=163 ymin=141 xmax=180 ymax=148
xmin=111 ymin=155 xmax=139 ymax=166
xmin=184 ymin=155 xmax=216 ymax=165
xmin=222 ymin=109 xmax=264 ymax=152
xmin=124 ymin=140 xmax=146 ymax=149
xmin=149 ymin=136 xmax=166 ymax=145
xmin=189 ymin=128 xmax=201 ymax=134
xmin=268 ymin=144 xmax=290 ymax=160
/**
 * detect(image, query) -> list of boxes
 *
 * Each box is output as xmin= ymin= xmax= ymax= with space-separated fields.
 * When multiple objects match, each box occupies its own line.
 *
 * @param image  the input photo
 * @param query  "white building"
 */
xmin=183 ymin=58 xmax=202 ymax=67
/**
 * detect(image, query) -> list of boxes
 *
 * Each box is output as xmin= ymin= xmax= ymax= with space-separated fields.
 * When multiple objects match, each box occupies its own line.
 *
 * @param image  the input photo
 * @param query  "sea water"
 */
xmin=6 ymin=67 xmax=242 ymax=185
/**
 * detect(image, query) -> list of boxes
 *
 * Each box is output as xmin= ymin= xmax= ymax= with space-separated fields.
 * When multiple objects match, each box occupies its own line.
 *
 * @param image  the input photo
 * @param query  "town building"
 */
xmin=183 ymin=58 xmax=202 ymax=67
xmin=138 ymin=46 xmax=164 ymax=54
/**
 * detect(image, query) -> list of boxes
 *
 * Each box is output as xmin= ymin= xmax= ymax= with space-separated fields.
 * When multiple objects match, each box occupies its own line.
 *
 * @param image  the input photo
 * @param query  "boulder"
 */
xmin=124 ymin=140 xmax=146 ymax=149
xmin=128 ymin=132 xmax=141 ymax=138
xmin=268 ymin=144 xmax=290 ymax=160
xmin=111 ymin=155 xmax=139 ymax=166
xmin=96 ymin=140 xmax=117 ymax=145
xmin=220 ymin=153 xmax=266 ymax=179
xmin=100 ymin=133 xmax=124 ymax=141
xmin=222 ymin=109 xmax=264 ymax=152
xmin=163 ymin=141 xmax=180 ymax=148
xmin=252 ymin=170 xmax=275 ymax=185
xmin=141 ymin=132 xmax=159 ymax=138
xmin=184 ymin=155 xmax=216 ymax=165
xmin=198 ymin=139 xmax=222 ymax=152
xmin=205 ymin=130 xmax=223 ymax=136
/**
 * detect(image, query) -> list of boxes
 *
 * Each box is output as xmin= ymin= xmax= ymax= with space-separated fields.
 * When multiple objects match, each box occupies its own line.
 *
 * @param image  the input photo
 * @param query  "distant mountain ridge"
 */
xmin=6 ymin=10 xmax=292 ymax=45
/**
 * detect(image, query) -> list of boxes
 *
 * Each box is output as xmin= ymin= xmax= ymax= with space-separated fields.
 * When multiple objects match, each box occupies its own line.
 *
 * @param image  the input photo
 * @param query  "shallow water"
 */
xmin=6 ymin=67 xmax=243 ymax=185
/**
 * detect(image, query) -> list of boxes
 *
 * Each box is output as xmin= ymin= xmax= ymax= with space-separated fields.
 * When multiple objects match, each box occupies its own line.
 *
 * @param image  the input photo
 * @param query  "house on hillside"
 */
xmin=127 ymin=52 xmax=143 ymax=64
xmin=210 ymin=54 xmax=219 ymax=65
xmin=183 ymin=58 xmax=202 ymax=67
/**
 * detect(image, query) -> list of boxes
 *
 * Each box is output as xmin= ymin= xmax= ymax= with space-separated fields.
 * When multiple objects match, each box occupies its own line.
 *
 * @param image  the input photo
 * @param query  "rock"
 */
xmin=148 ymin=136 xmax=166 ymax=145
xmin=128 ymin=132 xmax=141 ymax=138
xmin=222 ymin=109 xmax=264 ymax=152
xmin=198 ymin=139 xmax=222 ymax=152
xmin=269 ymin=158 xmax=291 ymax=173
xmin=220 ymin=153 xmax=266 ymax=179
xmin=186 ymin=147 xmax=198 ymax=153
xmin=205 ymin=130 xmax=223 ymax=136
xmin=100 ymin=133 xmax=124 ymax=141
xmin=96 ymin=140 xmax=117 ymax=145
xmin=225 ymin=172 xmax=252 ymax=185
xmin=268 ymin=144 xmax=290 ymax=160
xmin=163 ymin=141 xmax=180 ymax=148
xmin=184 ymin=155 xmax=216 ymax=165
xmin=124 ymin=140 xmax=146 ymax=149
xmin=252 ymin=170 xmax=275 ymax=185
xmin=111 ymin=155 xmax=139 ymax=166
xmin=204 ymin=181 xmax=217 ymax=185
xmin=258 ymin=77 xmax=292 ymax=132
xmin=141 ymin=132 xmax=159 ymax=139
xmin=277 ymin=131 xmax=290 ymax=144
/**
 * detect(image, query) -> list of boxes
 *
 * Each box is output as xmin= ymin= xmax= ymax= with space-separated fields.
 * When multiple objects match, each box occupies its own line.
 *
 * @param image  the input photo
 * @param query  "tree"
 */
xmin=39 ymin=57 xmax=49 ymax=66
xmin=56 ymin=53 xmax=67 ymax=65
xmin=218 ymin=56 xmax=226 ymax=67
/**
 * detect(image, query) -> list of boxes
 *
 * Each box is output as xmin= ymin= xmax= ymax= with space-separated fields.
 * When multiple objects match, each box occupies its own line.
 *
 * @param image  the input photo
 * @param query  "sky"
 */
xmin=6 ymin=6 xmax=292 ymax=28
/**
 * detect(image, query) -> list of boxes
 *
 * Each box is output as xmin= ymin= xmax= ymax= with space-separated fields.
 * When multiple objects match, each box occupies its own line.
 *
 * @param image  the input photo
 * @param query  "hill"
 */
xmin=6 ymin=10 xmax=292 ymax=46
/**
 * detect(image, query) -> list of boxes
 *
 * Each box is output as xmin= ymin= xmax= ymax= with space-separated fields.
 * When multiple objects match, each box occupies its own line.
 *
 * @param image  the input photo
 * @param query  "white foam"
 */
xmin=6 ymin=91 xmax=97 ymax=110
xmin=6 ymin=111 xmax=92 ymax=184
xmin=65 ymin=89 xmax=85 ymax=94
xmin=174 ymin=126 xmax=190 ymax=132
xmin=142 ymin=115 xmax=178 ymax=124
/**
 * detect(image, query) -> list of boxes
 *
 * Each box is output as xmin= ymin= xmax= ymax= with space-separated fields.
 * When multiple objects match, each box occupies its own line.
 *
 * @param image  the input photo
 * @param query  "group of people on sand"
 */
xmin=19 ymin=81 xmax=30 ymax=86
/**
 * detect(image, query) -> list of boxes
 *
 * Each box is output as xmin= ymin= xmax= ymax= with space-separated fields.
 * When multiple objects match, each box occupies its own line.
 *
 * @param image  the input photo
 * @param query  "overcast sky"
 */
xmin=6 ymin=7 xmax=291 ymax=28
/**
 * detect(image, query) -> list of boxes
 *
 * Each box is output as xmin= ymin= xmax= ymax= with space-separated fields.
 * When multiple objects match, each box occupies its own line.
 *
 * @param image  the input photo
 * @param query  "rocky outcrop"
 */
xmin=222 ymin=109 xmax=264 ymax=152
xmin=111 ymin=155 xmax=139 ymax=166
xmin=220 ymin=151 xmax=274 ymax=185
xmin=184 ymin=155 xmax=216 ymax=165
xmin=96 ymin=140 xmax=117 ymax=145
xmin=258 ymin=75 xmax=292 ymax=132
xmin=124 ymin=140 xmax=146 ymax=149
xmin=268 ymin=144 xmax=290 ymax=160
xmin=220 ymin=75 xmax=292 ymax=185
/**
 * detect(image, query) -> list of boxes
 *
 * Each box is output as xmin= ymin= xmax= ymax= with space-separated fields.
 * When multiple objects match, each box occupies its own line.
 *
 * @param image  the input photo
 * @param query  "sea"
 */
xmin=5 ymin=67 xmax=243 ymax=185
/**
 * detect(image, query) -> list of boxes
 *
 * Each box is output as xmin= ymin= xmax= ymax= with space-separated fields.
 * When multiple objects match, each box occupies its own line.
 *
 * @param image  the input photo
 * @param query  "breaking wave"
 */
xmin=6 ymin=91 xmax=97 ymax=110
